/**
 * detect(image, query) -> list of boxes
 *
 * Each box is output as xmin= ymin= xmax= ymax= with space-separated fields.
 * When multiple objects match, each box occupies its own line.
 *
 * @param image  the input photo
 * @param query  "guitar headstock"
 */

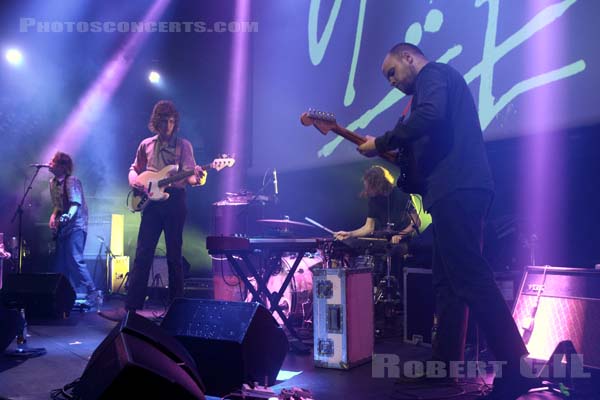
xmin=300 ymin=108 xmax=338 ymax=135
xmin=211 ymin=155 xmax=236 ymax=171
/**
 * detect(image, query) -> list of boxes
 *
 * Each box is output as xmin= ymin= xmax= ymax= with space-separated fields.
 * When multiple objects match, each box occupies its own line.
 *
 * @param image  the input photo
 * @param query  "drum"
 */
xmin=245 ymin=254 xmax=321 ymax=326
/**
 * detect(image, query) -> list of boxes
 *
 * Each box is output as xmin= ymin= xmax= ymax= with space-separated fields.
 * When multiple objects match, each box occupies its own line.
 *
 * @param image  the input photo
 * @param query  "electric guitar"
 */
xmin=50 ymin=214 xmax=71 ymax=240
xmin=127 ymin=156 xmax=235 ymax=212
xmin=300 ymin=109 xmax=422 ymax=193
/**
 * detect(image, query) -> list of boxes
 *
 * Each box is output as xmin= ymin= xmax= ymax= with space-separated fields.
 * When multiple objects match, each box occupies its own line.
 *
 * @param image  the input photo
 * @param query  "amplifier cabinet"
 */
xmin=404 ymin=268 xmax=435 ymax=346
xmin=512 ymin=266 xmax=600 ymax=369
xmin=110 ymin=256 xmax=129 ymax=294
xmin=313 ymin=268 xmax=373 ymax=369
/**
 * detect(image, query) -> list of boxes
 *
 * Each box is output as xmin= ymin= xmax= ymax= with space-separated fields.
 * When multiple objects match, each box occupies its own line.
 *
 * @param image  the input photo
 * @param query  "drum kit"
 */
xmin=247 ymin=218 xmax=403 ymax=330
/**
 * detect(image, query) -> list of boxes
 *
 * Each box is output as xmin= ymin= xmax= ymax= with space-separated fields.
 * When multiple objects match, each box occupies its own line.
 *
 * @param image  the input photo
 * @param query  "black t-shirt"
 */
xmin=375 ymin=62 xmax=494 ymax=210
xmin=367 ymin=187 xmax=413 ymax=232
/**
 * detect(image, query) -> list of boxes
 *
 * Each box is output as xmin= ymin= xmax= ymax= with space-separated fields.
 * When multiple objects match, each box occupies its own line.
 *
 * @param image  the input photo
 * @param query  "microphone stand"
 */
xmin=10 ymin=166 xmax=45 ymax=274
xmin=3 ymin=166 xmax=49 ymax=358
xmin=233 ymin=171 xmax=275 ymax=226
xmin=99 ymin=238 xmax=118 ymax=296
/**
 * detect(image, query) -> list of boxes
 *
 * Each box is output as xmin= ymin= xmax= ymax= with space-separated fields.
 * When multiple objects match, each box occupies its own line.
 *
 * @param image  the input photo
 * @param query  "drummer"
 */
xmin=333 ymin=166 xmax=422 ymax=249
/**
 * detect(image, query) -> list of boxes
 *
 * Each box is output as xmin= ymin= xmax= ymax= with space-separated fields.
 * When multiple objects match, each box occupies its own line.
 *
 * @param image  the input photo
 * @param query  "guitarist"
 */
xmin=48 ymin=151 xmax=100 ymax=307
xmin=357 ymin=43 xmax=533 ymax=399
xmin=100 ymin=100 xmax=206 ymax=322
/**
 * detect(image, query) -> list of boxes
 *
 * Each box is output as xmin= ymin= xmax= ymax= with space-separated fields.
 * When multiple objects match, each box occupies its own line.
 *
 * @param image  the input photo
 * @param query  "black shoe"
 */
xmin=481 ymin=375 xmax=542 ymax=399
xmin=98 ymin=308 xmax=131 ymax=322
xmin=85 ymin=290 xmax=103 ymax=309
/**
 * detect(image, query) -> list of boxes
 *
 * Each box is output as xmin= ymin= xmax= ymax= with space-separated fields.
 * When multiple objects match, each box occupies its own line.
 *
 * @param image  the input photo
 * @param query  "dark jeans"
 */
xmin=430 ymin=189 xmax=528 ymax=374
xmin=55 ymin=229 xmax=96 ymax=293
xmin=126 ymin=190 xmax=187 ymax=310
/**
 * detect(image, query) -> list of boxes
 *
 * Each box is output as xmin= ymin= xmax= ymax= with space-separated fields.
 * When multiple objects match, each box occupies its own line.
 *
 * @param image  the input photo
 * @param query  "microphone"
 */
xmin=96 ymin=235 xmax=105 ymax=243
xmin=30 ymin=163 xmax=50 ymax=168
xmin=273 ymin=168 xmax=279 ymax=196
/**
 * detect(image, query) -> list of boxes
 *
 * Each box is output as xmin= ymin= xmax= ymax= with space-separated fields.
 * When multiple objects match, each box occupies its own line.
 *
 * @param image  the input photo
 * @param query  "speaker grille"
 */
xmin=512 ymin=266 xmax=600 ymax=369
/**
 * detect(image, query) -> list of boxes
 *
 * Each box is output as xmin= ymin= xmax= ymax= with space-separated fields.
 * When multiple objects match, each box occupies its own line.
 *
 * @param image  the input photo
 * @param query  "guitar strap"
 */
xmin=61 ymin=175 xmax=70 ymax=213
xmin=400 ymin=97 xmax=413 ymax=122
xmin=175 ymin=137 xmax=182 ymax=169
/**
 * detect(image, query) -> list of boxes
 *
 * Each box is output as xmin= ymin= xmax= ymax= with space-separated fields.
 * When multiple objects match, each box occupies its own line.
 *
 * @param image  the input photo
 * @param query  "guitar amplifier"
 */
xmin=110 ymin=256 xmax=129 ymax=294
xmin=403 ymin=268 xmax=435 ymax=346
xmin=313 ymin=268 xmax=373 ymax=369
xmin=512 ymin=266 xmax=600 ymax=369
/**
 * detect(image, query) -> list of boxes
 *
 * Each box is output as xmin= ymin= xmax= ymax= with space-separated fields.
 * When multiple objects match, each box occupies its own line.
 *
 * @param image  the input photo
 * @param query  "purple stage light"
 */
xmin=520 ymin=0 xmax=568 ymax=266
xmin=39 ymin=0 xmax=171 ymax=163
xmin=221 ymin=0 xmax=251 ymax=233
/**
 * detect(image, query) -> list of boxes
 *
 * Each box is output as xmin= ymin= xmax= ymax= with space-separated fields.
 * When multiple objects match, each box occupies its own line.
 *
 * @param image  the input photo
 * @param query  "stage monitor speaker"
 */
xmin=161 ymin=298 xmax=289 ymax=396
xmin=512 ymin=266 xmax=600 ymax=369
xmin=76 ymin=311 xmax=205 ymax=400
xmin=1 ymin=273 xmax=75 ymax=319
xmin=0 ymin=304 xmax=24 ymax=352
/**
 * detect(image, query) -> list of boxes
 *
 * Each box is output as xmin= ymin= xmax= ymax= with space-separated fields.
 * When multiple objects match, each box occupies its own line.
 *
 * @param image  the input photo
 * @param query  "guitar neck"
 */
xmin=331 ymin=125 xmax=397 ymax=164
xmin=158 ymin=162 xmax=213 ymax=187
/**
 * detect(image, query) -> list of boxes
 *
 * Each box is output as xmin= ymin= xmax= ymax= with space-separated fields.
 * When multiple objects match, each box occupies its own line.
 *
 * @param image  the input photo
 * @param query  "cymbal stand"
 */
xmin=375 ymin=222 xmax=399 ymax=303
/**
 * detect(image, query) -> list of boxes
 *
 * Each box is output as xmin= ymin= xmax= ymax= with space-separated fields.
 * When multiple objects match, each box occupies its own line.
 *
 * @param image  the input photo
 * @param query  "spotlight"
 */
xmin=5 ymin=48 xmax=23 ymax=66
xmin=148 ymin=70 xmax=161 ymax=83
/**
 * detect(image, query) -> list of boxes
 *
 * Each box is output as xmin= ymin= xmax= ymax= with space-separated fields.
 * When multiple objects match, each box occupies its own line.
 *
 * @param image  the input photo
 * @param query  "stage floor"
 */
xmin=0 ymin=298 xmax=595 ymax=400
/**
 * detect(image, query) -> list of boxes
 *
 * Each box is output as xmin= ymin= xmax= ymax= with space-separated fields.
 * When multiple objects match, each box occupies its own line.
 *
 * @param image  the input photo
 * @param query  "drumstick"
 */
xmin=304 ymin=217 xmax=335 ymax=235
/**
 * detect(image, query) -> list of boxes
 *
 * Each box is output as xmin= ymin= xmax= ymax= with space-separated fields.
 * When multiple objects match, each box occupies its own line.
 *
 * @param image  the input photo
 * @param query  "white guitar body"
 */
xmin=139 ymin=165 xmax=180 ymax=201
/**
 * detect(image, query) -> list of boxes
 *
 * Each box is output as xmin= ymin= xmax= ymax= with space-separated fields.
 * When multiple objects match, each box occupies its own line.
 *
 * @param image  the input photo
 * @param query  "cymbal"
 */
xmin=257 ymin=219 xmax=314 ymax=228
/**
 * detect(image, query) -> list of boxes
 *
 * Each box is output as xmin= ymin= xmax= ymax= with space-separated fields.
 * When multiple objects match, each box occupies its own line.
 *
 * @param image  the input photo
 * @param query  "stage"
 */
xmin=1 ymin=297 xmax=595 ymax=400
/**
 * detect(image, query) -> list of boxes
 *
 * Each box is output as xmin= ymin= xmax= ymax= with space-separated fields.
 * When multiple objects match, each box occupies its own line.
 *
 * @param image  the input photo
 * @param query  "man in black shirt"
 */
xmin=358 ymin=43 xmax=533 ymax=399
xmin=334 ymin=165 xmax=418 ymax=245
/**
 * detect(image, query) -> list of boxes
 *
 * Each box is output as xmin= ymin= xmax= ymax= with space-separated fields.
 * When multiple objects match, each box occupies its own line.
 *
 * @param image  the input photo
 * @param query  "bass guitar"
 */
xmin=300 ymin=109 xmax=422 ymax=193
xmin=127 ymin=156 xmax=235 ymax=212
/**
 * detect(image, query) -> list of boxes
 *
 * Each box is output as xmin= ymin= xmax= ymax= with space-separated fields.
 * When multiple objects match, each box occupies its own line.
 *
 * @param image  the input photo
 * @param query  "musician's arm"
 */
xmin=181 ymin=140 xmax=207 ymax=186
xmin=129 ymin=141 xmax=146 ymax=189
xmin=63 ymin=204 xmax=80 ymax=221
xmin=128 ymin=170 xmax=140 ymax=187
xmin=334 ymin=218 xmax=375 ymax=240
xmin=62 ymin=176 xmax=82 ymax=221
xmin=397 ymin=210 xmax=420 ymax=237
xmin=375 ymin=66 xmax=448 ymax=153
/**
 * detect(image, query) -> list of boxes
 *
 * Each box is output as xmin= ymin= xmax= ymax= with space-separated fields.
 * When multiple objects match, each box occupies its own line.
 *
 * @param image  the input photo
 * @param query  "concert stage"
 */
xmin=1 ymin=297 xmax=596 ymax=400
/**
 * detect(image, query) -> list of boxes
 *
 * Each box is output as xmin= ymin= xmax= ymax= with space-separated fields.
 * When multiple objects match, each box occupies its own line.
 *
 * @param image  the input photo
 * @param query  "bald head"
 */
xmin=389 ymin=43 xmax=426 ymax=59
xmin=381 ymin=43 xmax=429 ymax=95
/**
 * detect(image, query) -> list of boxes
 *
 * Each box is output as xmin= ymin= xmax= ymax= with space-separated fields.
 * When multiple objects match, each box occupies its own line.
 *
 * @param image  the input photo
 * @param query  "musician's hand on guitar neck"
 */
xmin=189 ymin=165 xmax=207 ymax=186
xmin=357 ymin=135 xmax=378 ymax=157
